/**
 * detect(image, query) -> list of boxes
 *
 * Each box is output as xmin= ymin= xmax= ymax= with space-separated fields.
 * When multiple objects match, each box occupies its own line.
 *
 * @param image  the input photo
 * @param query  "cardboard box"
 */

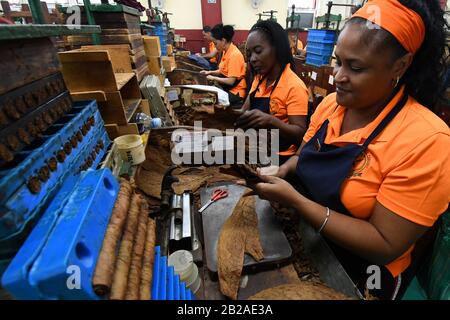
xmin=147 ymin=56 xmax=162 ymax=75
xmin=162 ymin=56 xmax=176 ymax=72
xmin=166 ymin=44 xmax=173 ymax=55
xmin=158 ymin=74 xmax=166 ymax=89
xmin=143 ymin=36 xmax=161 ymax=57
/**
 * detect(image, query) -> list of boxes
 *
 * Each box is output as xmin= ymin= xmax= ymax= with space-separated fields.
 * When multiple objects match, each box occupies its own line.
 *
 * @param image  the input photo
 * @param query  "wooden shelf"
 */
xmin=124 ymin=98 xmax=142 ymax=122
xmin=90 ymin=4 xmax=142 ymax=16
xmin=115 ymin=73 xmax=136 ymax=90
xmin=0 ymin=25 xmax=101 ymax=41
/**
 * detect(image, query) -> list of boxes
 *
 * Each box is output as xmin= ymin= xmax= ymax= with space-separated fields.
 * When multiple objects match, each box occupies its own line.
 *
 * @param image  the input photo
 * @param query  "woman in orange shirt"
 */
xmin=201 ymin=24 xmax=247 ymax=106
xmin=235 ymin=20 xmax=309 ymax=164
xmin=248 ymin=0 xmax=450 ymax=299
xmin=195 ymin=26 xmax=219 ymax=70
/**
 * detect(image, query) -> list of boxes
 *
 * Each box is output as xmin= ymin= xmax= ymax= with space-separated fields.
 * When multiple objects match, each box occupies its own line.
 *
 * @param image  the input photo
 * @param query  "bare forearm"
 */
xmin=210 ymin=70 xmax=221 ymax=76
xmin=291 ymin=195 xmax=399 ymax=265
xmin=279 ymin=154 xmax=299 ymax=176
xmin=202 ymin=52 xmax=215 ymax=59
xmin=270 ymin=117 xmax=306 ymax=145
xmin=214 ymin=76 xmax=236 ymax=86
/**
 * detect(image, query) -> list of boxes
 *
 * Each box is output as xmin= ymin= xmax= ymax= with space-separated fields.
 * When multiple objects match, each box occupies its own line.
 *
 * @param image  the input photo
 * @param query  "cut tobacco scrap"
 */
xmin=217 ymin=193 xmax=264 ymax=300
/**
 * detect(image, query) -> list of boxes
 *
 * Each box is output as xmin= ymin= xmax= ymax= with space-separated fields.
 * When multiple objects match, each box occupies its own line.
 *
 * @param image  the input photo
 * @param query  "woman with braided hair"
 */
xmin=235 ymin=20 xmax=309 ymax=164
xmin=249 ymin=0 xmax=450 ymax=299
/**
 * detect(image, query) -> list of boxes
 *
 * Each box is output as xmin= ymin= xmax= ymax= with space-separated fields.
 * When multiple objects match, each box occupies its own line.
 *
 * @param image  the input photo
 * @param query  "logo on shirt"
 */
xmin=269 ymin=100 xmax=277 ymax=113
xmin=349 ymin=151 xmax=371 ymax=177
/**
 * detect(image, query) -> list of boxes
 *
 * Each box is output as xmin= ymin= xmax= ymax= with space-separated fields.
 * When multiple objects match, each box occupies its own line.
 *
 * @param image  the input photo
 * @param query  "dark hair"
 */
xmin=346 ymin=0 xmax=449 ymax=110
xmin=249 ymin=20 xmax=294 ymax=72
xmin=203 ymin=26 xmax=211 ymax=33
xmin=211 ymin=24 xmax=235 ymax=42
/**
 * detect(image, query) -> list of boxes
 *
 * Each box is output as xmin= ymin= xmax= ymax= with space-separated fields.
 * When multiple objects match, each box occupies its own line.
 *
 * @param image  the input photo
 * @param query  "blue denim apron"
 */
xmin=296 ymin=93 xmax=408 ymax=298
xmin=250 ymin=68 xmax=297 ymax=154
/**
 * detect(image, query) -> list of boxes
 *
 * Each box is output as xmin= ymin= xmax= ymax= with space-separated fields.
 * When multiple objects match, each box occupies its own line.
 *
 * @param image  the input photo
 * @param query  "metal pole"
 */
xmin=83 ymin=0 xmax=100 ymax=45
xmin=326 ymin=1 xmax=333 ymax=29
xmin=28 ymin=0 xmax=45 ymax=24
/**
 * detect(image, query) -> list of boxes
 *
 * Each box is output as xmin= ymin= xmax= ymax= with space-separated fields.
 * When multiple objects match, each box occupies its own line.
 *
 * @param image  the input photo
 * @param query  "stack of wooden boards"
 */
xmin=143 ymin=36 xmax=177 ymax=80
xmin=67 ymin=4 xmax=149 ymax=82
xmin=93 ymin=179 xmax=157 ymax=300
xmin=58 ymin=47 xmax=152 ymax=139
xmin=143 ymin=36 xmax=163 ymax=76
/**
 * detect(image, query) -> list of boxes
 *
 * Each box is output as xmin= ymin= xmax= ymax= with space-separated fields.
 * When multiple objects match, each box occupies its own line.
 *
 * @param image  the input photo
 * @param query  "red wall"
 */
xmin=176 ymin=1 xmax=308 ymax=55
xmin=201 ymin=0 xmax=222 ymax=28
xmin=175 ymin=30 xmax=248 ymax=54
xmin=233 ymin=30 xmax=249 ymax=46
xmin=177 ymin=29 xmax=309 ymax=55
xmin=176 ymin=29 xmax=205 ymax=53
xmin=176 ymin=0 xmax=223 ymax=54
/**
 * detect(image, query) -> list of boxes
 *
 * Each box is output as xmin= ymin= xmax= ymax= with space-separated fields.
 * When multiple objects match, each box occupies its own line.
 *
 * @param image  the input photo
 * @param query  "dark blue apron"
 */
xmin=296 ymin=93 xmax=409 ymax=298
xmin=250 ymin=68 xmax=297 ymax=154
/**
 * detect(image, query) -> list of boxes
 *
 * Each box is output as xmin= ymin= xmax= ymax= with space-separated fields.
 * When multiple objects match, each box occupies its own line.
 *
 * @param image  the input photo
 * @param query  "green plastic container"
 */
xmin=403 ymin=211 xmax=450 ymax=300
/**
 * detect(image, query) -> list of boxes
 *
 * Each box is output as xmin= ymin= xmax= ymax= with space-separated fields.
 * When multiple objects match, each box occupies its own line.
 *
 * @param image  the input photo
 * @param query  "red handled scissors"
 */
xmin=198 ymin=188 xmax=229 ymax=213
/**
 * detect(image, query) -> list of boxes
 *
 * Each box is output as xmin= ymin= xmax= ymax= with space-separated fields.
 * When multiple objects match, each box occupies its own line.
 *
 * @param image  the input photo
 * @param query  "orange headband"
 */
xmin=352 ymin=0 xmax=425 ymax=54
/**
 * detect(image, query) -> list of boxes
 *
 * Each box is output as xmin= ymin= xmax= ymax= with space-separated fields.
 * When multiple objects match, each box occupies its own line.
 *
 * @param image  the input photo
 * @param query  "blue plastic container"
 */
xmin=2 ymin=110 xmax=104 ymax=227
xmin=306 ymin=29 xmax=336 ymax=67
xmin=180 ymin=282 xmax=186 ymax=300
xmin=0 ymin=100 xmax=104 ymax=239
xmin=307 ymin=29 xmax=337 ymax=43
xmin=167 ymin=266 xmax=174 ymax=300
xmin=0 ymin=125 xmax=109 ymax=260
xmin=1 ymin=169 xmax=119 ymax=300
xmin=151 ymin=246 xmax=161 ymax=300
xmin=307 ymin=42 xmax=334 ymax=56
xmin=0 ymin=101 xmax=96 ymax=203
xmin=306 ymin=53 xmax=333 ymax=67
xmin=150 ymin=246 xmax=193 ymax=300
xmin=159 ymin=256 xmax=167 ymax=300
xmin=174 ymin=274 xmax=180 ymax=300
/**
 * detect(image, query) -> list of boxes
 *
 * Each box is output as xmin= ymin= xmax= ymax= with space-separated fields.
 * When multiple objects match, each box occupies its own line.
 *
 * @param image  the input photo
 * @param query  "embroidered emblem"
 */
xmin=349 ymin=151 xmax=370 ymax=177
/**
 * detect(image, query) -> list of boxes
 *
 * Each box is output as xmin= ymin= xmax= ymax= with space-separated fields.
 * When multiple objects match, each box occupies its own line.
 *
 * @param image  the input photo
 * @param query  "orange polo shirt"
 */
xmin=209 ymin=42 xmax=217 ymax=63
xmin=303 ymin=87 xmax=450 ymax=277
xmin=219 ymin=43 xmax=247 ymax=98
xmin=250 ymin=64 xmax=309 ymax=155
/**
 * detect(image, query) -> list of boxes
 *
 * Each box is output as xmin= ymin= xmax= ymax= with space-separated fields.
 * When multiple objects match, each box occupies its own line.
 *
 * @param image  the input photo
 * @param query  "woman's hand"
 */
xmin=206 ymin=75 xmax=216 ymax=81
xmin=257 ymin=165 xmax=289 ymax=179
xmin=200 ymin=70 xmax=210 ymax=75
xmin=253 ymin=174 xmax=301 ymax=204
xmin=235 ymin=109 xmax=274 ymax=129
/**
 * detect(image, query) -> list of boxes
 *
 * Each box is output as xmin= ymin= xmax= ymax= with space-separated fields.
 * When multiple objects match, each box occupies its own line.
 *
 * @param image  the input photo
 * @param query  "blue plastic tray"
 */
xmin=307 ymin=29 xmax=337 ymax=43
xmin=306 ymin=53 xmax=332 ymax=67
xmin=0 ymin=107 xmax=107 ymax=239
xmin=307 ymin=41 xmax=334 ymax=56
xmin=150 ymin=246 xmax=194 ymax=301
xmin=0 ymin=126 xmax=110 ymax=259
xmin=1 ymin=169 xmax=119 ymax=300
xmin=0 ymin=100 xmax=97 ymax=205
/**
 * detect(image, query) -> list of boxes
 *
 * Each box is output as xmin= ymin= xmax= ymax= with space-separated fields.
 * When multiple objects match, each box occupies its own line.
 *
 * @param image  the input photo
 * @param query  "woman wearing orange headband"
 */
xmin=248 ymin=0 xmax=449 ymax=299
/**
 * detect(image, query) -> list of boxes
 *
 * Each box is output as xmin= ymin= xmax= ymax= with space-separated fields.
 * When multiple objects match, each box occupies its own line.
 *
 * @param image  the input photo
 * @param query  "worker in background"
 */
xmin=290 ymin=34 xmax=306 ymax=56
xmin=200 ymin=24 xmax=247 ymax=106
xmin=235 ymin=20 xmax=309 ymax=165
xmin=195 ymin=26 xmax=219 ymax=70
xmin=249 ymin=0 xmax=450 ymax=299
